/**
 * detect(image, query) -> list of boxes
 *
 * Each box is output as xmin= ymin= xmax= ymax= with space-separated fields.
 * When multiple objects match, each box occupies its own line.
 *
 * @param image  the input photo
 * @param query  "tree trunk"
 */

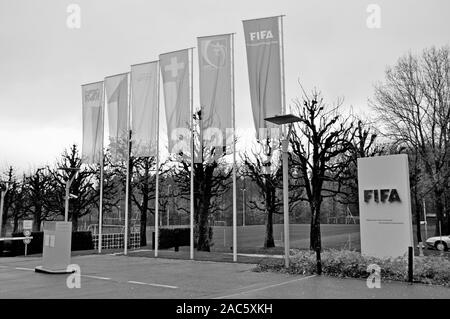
xmin=264 ymin=209 xmax=275 ymax=248
xmin=13 ymin=216 xmax=19 ymax=233
xmin=434 ymin=189 xmax=445 ymax=236
xmin=33 ymin=207 xmax=42 ymax=232
xmin=140 ymin=197 xmax=148 ymax=247
xmin=415 ymin=200 xmax=422 ymax=243
xmin=309 ymin=202 xmax=322 ymax=251
xmin=197 ymin=203 xmax=211 ymax=251
xmin=72 ymin=213 xmax=79 ymax=231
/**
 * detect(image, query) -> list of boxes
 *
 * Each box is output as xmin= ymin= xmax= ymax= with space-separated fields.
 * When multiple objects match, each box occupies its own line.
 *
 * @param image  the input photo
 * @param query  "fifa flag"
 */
xmin=198 ymin=34 xmax=232 ymax=160
xmin=159 ymin=49 xmax=190 ymax=153
xmin=243 ymin=16 xmax=282 ymax=138
xmin=81 ymin=81 xmax=104 ymax=164
xmin=105 ymin=73 xmax=129 ymax=161
xmin=131 ymin=62 xmax=159 ymax=157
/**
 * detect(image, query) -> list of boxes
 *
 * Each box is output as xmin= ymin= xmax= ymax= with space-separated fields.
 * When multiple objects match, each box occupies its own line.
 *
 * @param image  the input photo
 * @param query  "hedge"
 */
xmin=152 ymin=228 xmax=190 ymax=250
xmin=255 ymin=249 xmax=450 ymax=287
xmin=0 ymin=231 xmax=94 ymax=257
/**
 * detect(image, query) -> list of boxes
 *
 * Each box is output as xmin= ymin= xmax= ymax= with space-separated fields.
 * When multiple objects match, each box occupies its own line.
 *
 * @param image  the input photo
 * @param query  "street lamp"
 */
xmin=58 ymin=167 xmax=80 ymax=222
xmin=0 ymin=181 xmax=13 ymax=237
xmin=264 ymin=114 xmax=301 ymax=268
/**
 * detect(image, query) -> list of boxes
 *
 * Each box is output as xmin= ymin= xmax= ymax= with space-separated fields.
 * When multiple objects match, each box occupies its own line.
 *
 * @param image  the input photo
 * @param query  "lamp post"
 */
xmin=241 ymin=176 xmax=246 ymax=227
xmin=264 ymin=114 xmax=301 ymax=268
xmin=58 ymin=167 xmax=80 ymax=223
xmin=0 ymin=181 xmax=13 ymax=237
xmin=242 ymin=188 xmax=246 ymax=227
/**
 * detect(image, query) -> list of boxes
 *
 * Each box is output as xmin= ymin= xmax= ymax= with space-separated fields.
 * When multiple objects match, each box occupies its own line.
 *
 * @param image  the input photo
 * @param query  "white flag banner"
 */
xmin=81 ymin=81 xmax=104 ymax=164
xmin=198 ymin=34 xmax=232 ymax=162
xmin=131 ymin=62 xmax=159 ymax=157
xmin=105 ymin=73 xmax=129 ymax=162
xmin=159 ymin=49 xmax=191 ymax=154
xmin=243 ymin=16 xmax=282 ymax=139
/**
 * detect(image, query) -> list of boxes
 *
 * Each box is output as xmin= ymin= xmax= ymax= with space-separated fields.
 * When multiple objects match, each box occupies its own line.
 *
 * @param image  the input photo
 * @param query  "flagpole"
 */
xmin=190 ymin=47 xmax=195 ymax=260
xmin=155 ymin=61 xmax=160 ymax=258
xmin=98 ymin=82 xmax=105 ymax=254
xmin=279 ymin=15 xmax=290 ymax=267
xmin=231 ymin=33 xmax=237 ymax=262
xmin=124 ymin=73 xmax=131 ymax=256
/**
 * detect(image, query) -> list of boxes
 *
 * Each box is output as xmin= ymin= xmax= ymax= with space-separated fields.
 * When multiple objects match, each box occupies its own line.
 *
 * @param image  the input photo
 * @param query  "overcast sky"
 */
xmin=0 ymin=0 xmax=449 ymax=174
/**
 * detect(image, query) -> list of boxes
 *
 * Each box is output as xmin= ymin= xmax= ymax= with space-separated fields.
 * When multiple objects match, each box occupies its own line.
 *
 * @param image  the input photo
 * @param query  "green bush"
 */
xmin=255 ymin=249 xmax=450 ymax=287
xmin=152 ymin=228 xmax=190 ymax=249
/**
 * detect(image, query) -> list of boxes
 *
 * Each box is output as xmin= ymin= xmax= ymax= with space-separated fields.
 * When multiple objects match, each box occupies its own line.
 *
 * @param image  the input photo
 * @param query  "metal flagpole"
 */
xmin=155 ymin=61 xmax=160 ymax=258
xmin=124 ymin=73 xmax=131 ymax=255
xmin=98 ymin=82 xmax=105 ymax=254
xmin=190 ymin=48 xmax=195 ymax=260
xmin=231 ymin=33 xmax=237 ymax=262
xmin=280 ymin=15 xmax=290 ymax=268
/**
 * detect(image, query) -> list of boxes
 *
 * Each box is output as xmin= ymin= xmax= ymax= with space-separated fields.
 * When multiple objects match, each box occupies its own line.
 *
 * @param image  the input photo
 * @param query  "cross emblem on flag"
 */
xmin=165 ymin=57 xmax=185 ymax=77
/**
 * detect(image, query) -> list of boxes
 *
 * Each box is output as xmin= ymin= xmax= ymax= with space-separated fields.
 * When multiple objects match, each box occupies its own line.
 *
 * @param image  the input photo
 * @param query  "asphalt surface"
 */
xmin=0 ymin=254 xmax=448 ymax=299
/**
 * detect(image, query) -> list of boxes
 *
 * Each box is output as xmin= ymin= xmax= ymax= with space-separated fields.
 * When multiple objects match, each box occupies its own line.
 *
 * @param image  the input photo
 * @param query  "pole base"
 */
xmin=35 ymin=265 xmax=75 ymax=275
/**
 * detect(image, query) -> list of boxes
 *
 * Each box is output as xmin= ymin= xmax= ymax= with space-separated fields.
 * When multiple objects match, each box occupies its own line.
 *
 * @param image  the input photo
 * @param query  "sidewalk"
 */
xmin=0 ymin=254 xmax=448 ymax=299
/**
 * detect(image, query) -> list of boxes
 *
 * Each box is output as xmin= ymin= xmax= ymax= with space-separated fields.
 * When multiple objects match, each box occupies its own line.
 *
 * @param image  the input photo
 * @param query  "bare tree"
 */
xmin=172 ymin=109 xmax=232 ymax=251
xmin=337 ymin=118 xmax=382 ymax=208
xmin=371 ymin=46 xmax=450 ymax=235
xmin=25 ymin=167 xmax=56 ymax=231
xmin=9 ymin=175 xmax=30 ymax=233
xmin=48 ymin=144 xmax=118 ymax=231
xmin=290 ymin=89 xmax=355 ymax=252
xmin=241 ymin=143 xmax=283 ymax=248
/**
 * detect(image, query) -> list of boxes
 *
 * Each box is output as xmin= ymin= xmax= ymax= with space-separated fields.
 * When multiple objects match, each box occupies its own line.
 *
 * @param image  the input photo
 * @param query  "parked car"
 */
xmin=425 ymin=235 xmax=450 ymax=251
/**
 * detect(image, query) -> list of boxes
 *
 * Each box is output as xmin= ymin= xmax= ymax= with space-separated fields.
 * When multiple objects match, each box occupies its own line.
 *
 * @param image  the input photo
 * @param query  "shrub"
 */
xmin=152 ymin=228 xmax=190 ymax=249
xmin=255 ymin=249 xmax=450 ymax=287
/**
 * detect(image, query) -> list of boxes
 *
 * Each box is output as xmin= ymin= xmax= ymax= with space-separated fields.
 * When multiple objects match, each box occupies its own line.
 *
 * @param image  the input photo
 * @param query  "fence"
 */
xmin=92 ymin=232 xmax=140 ymax=250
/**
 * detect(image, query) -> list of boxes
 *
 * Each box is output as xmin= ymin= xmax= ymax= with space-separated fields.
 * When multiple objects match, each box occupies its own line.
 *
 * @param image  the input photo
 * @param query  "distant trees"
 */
xmin=47 ymin=144 xmax=106 ymax=230
xmin=26 ymin=167 xmax=54 ymax=231
xmin=372 ymin=46 xmax=450 ymax=235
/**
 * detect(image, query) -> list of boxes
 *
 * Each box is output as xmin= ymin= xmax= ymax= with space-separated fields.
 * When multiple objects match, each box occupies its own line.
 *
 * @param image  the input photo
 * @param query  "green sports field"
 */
xmin=211 ymin=224 xmax=361 ymax=252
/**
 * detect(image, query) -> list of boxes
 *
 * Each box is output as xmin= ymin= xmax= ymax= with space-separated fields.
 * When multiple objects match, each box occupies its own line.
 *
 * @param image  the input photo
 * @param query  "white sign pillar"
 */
xmin=357 ymin=154 xmax=414 ymax=258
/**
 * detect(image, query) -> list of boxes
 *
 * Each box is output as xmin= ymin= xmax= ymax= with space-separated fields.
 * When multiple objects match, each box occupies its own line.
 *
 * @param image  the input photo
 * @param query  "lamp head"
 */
xmin=264 ymin=114 xmax=301 ymax=125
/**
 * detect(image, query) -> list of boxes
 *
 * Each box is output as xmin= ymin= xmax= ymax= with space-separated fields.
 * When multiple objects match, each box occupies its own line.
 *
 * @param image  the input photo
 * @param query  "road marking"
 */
xmin=129 ymin=249 xmax=152 ymax=253
xmin=127 ymin=280 xmax=178 ymax=289
xmin=15 ymin=267 xmax=34 ymax=271
xmin=213 ymin=275 xmax=317 ymax=299
xmin=82 ymin=275 xmax=111 ymax=281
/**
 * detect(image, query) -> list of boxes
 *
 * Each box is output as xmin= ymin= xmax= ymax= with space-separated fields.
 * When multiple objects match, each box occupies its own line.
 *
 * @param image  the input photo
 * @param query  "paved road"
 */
xmin=0 ymin=254 xmax=448 ymax=299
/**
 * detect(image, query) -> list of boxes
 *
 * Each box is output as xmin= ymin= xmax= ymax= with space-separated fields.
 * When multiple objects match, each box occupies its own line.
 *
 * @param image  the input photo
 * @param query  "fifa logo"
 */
xmin=250 ymin=30 xmax=274 ymax=41
xmin=363 ymin=189 xmax=401 ymax=203
xmin=85 ymin=89 xmax=100 ymax=103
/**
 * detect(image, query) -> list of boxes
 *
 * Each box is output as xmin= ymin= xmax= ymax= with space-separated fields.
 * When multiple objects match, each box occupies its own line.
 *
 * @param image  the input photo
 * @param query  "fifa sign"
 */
xmin=363 ymin=189 xmax=401 ymax=203
xmin=357 ymin=154 xmax=414 ymax=258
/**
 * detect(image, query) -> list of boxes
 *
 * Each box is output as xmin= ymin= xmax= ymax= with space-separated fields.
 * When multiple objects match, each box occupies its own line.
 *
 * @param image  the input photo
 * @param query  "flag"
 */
xmin=159 ymin=49 xmax=190 ymax=155
xmin=81 ymin=81 xmax=104 ymax=164
xmin=131 ymin=61 xmax=159 ymax=157
xmin=243 ymin=16 xmax=282 ymax=139
xmin=105 ymin=73 xmax=129 ymax=162
xmin=198 ymin=34 xmax=232 ymax=162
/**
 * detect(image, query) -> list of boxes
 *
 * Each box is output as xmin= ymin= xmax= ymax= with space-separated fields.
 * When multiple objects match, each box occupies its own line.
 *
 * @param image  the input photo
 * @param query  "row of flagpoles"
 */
xmin=81 ymin=15 xmax=286 ymax=261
